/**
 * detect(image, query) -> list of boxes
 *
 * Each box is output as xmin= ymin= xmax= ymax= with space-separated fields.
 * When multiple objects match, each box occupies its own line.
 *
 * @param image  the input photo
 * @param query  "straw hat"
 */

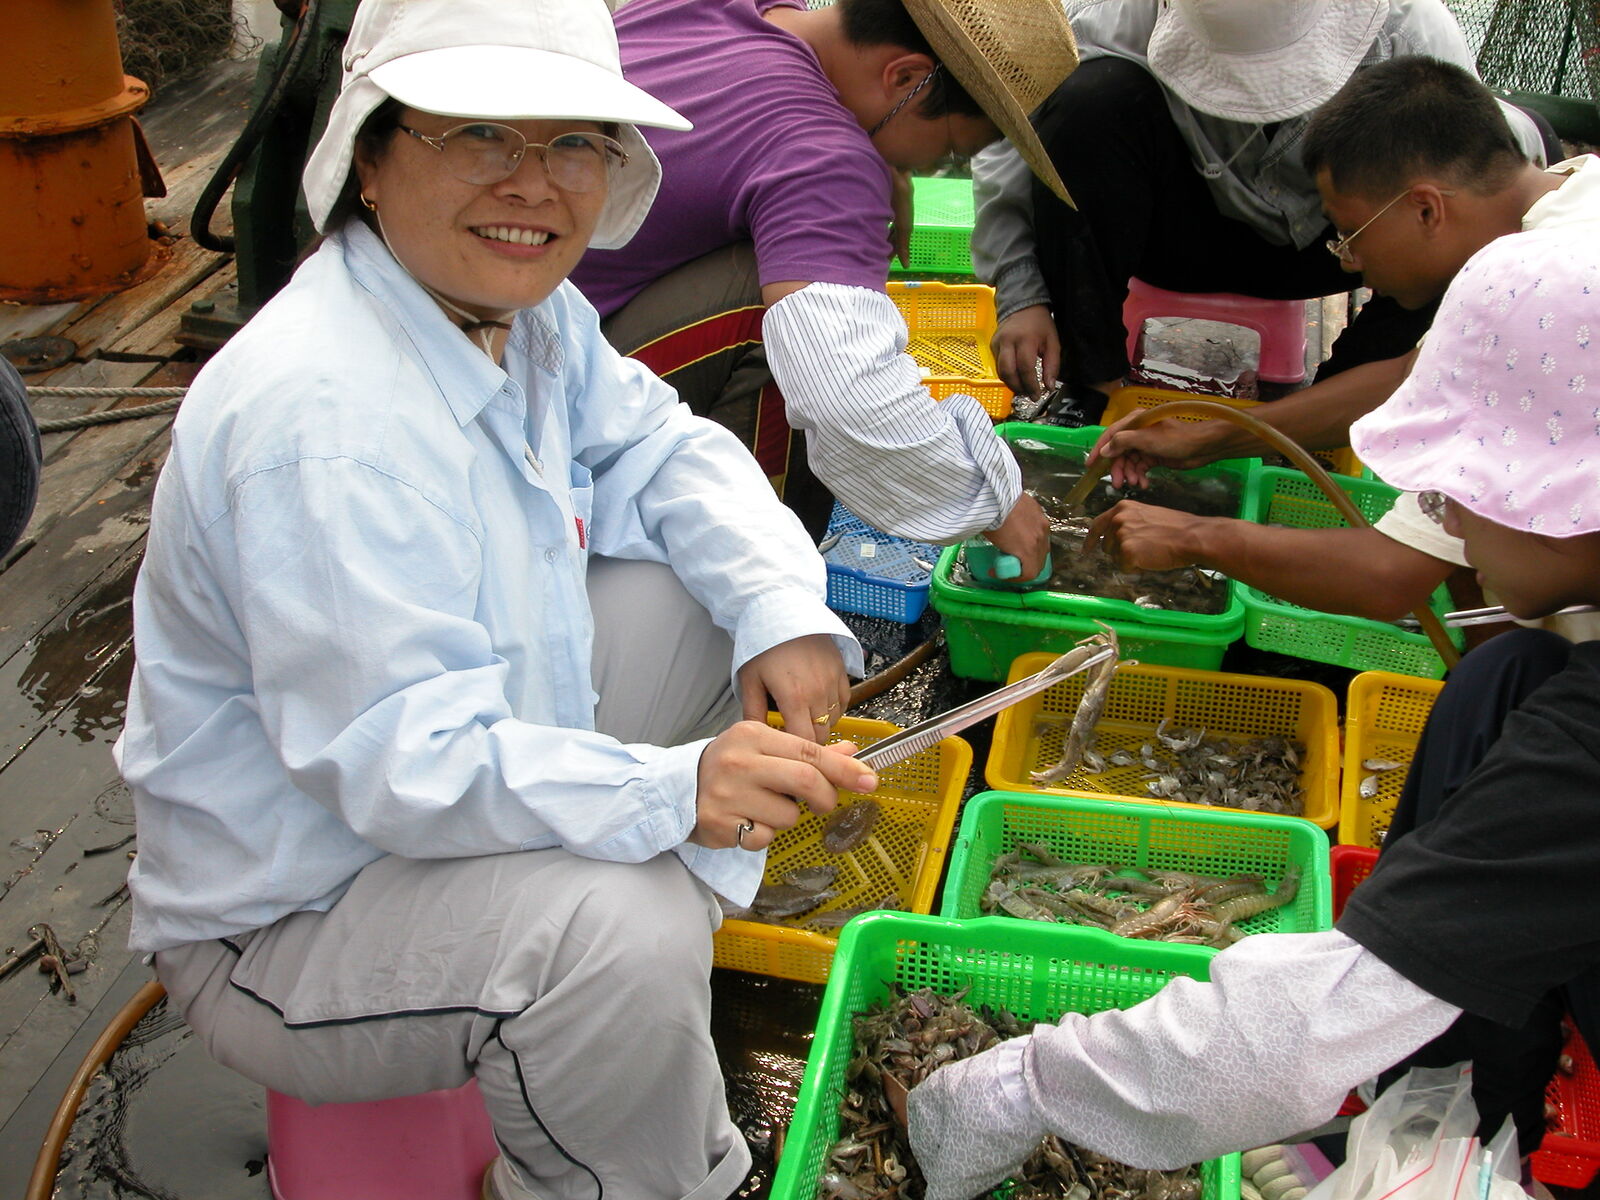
xmin=902 ymin=0 xmax=1079 ymax=207
xmin=301 ymin=0 xmax=690 ymax=248
xmin=1147 ymin=0 xmax=1387 ymax=123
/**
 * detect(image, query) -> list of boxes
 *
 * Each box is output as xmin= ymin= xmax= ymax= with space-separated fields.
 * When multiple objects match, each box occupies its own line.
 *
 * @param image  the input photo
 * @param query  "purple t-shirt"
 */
xmin=571 ymin=0 xmax=896 ymax=317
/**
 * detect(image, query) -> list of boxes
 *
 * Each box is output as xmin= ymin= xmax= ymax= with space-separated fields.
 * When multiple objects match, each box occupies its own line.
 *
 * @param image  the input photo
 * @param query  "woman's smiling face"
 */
xmin=354 ymin=108 xmax=610 ymax=319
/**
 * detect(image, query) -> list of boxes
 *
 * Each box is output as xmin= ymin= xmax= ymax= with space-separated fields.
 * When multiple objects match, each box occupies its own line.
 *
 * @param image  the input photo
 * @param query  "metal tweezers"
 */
xmin=855 ymin=642 xmax=1117 ymax=770
xmin=1394 ymin=603 xmax=1600 ymax=630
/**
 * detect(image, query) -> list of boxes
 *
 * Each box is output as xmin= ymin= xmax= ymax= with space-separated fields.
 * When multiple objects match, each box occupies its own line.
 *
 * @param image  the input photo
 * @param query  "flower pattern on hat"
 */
xmin=1350 ymin=224 xmax=1600 ymax=535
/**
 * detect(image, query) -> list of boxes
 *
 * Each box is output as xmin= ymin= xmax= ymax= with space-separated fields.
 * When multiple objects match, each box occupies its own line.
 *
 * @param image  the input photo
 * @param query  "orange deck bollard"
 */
xmin=0 ymin=0 xmax=164 ymax=303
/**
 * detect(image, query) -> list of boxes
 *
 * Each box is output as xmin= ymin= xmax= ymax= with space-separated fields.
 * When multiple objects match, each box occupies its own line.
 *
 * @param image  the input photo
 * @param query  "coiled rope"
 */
xmin=25 ymin=386 xmax=186 ymax=433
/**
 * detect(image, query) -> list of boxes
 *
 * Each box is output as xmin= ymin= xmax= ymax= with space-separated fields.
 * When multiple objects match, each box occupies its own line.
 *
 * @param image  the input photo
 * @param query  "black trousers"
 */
xmin=1 ymin=358 xmax=40 ymax=560
xmin=1379 ymin=629 xmax=1582 ymax=1153
xmin=1027 ymin=57 xmax=1438 ymax=393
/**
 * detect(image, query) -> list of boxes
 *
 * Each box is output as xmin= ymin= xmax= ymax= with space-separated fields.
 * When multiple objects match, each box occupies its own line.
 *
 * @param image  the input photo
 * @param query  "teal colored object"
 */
xmin=963 ymin=537 xmax=1052 ymax=588
xmin=768 ymin=911 xmax=1243 ymax=1200
xmin=888 ymin=175 xmax=975 ymax=277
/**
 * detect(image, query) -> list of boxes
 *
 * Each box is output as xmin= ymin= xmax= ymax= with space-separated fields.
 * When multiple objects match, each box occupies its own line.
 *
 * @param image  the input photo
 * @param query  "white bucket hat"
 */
xmin=1147 ymin=0 xmax=1387 ymax=123
xmin=301 ymin=0 xmax=691 ymax=249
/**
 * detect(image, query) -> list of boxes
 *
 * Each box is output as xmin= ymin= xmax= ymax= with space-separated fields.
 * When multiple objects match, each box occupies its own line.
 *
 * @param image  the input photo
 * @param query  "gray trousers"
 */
xmin=155 ymin=559 xmax=750 ymax=1200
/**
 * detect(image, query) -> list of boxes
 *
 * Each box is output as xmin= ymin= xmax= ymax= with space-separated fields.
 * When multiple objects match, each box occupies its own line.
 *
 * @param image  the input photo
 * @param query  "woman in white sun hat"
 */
xmin=115 ymin=0 xmax=874 ymax=1195
xmin=909 ymin=223 xmax=1600 ymax=1197
xmin=970 ymin=0 xmax=1557 ymax=416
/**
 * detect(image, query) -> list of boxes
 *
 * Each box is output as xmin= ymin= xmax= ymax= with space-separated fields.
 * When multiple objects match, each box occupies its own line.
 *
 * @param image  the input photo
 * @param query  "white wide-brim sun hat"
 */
xmin=1147 ymin=0 xmax=1387 ymax=124
xmin=301 ymin=0 xmax=691 ymax=250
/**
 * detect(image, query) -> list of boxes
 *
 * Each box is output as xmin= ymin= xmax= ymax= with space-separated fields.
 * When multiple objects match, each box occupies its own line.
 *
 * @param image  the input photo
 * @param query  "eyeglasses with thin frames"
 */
xmin=399 ymin=123 xmax=627 ymax=192
xmin=869 ymin=66 xmax=941 ymax=137
xmin=1324 ymin=186 xmax=1456 ymax=265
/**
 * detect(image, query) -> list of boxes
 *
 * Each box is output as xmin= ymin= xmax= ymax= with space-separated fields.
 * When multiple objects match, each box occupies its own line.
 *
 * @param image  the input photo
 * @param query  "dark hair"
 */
xmin=837 ymin=0 xmax=986 ymax=121
xmin=1304 ymin=56 xmax=1527 ymax=198
xmin=324 ymin=97 xmax=406 ymax=231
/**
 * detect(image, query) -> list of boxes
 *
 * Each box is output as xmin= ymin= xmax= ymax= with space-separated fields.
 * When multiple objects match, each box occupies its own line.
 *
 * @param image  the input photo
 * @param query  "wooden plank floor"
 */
xmin=0 ymin=49 xmax=258 ymax=1188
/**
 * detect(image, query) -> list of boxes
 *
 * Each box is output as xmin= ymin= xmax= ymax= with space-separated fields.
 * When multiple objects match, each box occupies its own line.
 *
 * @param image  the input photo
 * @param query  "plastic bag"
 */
xmin=1129 ymin=316 xmax=1261 ymax=399
xmin=1304 ymin=1064 xmax=1523 ymax=1200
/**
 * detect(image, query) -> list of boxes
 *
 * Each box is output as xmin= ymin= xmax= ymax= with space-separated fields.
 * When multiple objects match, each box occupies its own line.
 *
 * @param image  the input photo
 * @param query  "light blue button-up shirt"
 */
xmin=117 ymin=222 xmax=860 ymax=952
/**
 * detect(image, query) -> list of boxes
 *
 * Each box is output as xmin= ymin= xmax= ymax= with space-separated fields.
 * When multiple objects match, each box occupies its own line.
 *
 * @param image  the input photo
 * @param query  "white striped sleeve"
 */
xmin=762 ymin=282 xmax=1022 ymax=544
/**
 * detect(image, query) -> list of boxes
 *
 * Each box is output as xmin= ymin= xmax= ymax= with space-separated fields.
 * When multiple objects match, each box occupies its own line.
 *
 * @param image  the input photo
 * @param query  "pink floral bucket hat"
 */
xmin=1351 ymin=224 xmax=1600 ymax=536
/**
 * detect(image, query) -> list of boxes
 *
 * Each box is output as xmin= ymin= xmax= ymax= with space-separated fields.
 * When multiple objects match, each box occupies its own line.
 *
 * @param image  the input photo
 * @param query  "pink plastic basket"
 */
xmin=1123 ymin=277 xmax=1308 ymax=383
xmin=266 ymin=1081 xmax=498 ymax=1200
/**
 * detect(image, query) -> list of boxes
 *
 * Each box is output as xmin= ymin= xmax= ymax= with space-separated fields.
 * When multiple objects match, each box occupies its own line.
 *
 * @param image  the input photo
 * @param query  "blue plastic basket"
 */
xmin=823 ymin=504 xmax=939 ymax=623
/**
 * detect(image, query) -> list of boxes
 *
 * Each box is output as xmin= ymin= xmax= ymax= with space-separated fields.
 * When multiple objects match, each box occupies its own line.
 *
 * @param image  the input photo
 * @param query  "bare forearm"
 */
xmin=1198 ymin=353 xmax=1416 ymax=459
xmin=1188 ymin=522 xmax=1451 ymax=620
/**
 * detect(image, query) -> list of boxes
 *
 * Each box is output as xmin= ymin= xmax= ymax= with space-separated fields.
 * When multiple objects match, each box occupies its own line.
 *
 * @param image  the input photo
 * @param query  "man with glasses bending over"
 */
xmin=568 ymin=0 xmax=1076 ymax=582
xmin=970 ymin=0 xmax=1554 ymax=420
xmin=1080 ymin=56 xmax=1600 ymax=640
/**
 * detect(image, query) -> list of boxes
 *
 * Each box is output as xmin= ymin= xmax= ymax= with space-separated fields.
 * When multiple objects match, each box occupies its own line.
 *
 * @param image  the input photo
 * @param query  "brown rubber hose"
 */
xmin=1070 ymin=399 xmax=1460 ymax=670
xmin=27 ymin=979 xmax=168 ymax=1200
xmin=846 ymin=635 xmax=942 ymax=709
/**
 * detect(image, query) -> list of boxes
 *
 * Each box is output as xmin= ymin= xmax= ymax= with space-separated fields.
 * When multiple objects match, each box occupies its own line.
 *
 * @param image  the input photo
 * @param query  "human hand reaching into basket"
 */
xmin=906 ymin=1038 xmax=1048 ymax=1200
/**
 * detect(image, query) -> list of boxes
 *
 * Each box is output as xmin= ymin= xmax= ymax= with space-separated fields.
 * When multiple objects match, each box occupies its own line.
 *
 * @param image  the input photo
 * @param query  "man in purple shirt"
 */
xmin=570 ymin=0 xmax=1076 ymax=575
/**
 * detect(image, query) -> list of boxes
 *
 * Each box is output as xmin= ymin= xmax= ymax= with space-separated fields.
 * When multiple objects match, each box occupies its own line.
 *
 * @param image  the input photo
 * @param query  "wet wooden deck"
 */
xmin=0 ymin=51 xmax=260 ymax=1194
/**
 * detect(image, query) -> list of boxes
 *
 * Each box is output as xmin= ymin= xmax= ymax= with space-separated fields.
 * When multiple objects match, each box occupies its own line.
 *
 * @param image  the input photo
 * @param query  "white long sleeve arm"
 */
xmin=763 ymin=282 xmax=1021 ymax=543
xmin=909 ymin=931 xmax=1461 ymax=1200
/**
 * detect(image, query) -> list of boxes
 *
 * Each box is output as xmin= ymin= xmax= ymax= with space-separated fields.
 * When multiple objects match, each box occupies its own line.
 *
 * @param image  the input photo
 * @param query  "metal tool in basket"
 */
xmin=1394 ymin=603 xmax=1600 ymax=630
xmin=854 ymin=641 xmax=1117 ymax=770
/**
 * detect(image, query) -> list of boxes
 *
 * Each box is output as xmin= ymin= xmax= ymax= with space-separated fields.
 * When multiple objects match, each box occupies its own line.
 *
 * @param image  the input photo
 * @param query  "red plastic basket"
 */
xmin=1329 ymin=845 xmax=1377 ymax=920
xmin=1332 ymin=844 xmax=1600 ymax=1186
xmin=1532 ymin=1030 xmax=1600 ymax=1188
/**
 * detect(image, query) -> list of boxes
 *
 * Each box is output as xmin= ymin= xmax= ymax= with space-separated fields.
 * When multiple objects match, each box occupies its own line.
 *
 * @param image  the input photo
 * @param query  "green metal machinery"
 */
xmin=178 ymin=0 xmax=357 ymax=350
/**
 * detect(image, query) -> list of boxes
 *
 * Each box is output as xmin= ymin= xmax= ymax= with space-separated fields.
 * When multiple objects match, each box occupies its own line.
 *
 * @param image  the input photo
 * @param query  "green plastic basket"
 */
xmin=770 ymin=912 xmax=1242 ymax=1200
xmin=930 ymin=423 xmax=1250 ymax=680
xmin=889 ymin=175 xmax=975 ymax=277
xmin=934 ymin=592 xmax=1241 ymax=681
xmin=1236 ymin=468 xmax=1465 ymax=679
xmin=940 ymin=791 xmax=1331 ymax=936
xmin=935 ymin=422 xmax=1254 ymax=629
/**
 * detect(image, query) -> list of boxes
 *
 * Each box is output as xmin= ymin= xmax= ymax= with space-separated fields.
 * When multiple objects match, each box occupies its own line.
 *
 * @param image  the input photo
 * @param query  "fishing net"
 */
xmin=115 ymin=0 xmax=258 ymax=96
xmin=1445 ymin=0 xmax=1600 ymax=103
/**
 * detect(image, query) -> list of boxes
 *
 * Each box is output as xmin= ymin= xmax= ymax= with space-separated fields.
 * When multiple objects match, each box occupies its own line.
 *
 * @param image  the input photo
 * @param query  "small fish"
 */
xmin=1359 ymin=773 xmax=1380 ymax=798
xmin=785 ymin=864 xmax=840 ymax=892
xmin=822 ymin=800 xmax=881 ymax=854
xmin=751 ymin=883 xmax=836 ymax=918
xmin=1362 ymin=757 xmax=1406 ymax=772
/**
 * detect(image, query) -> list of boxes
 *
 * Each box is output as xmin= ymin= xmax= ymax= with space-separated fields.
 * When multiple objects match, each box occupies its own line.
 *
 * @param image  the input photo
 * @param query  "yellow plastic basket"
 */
xmin=985 ymin=652 xmax=1341 ymax=828
xmin=888 ymin=280 xmax=1011 ymax=421
xmin=1339 ymin=670 xmax=1442 ymax=848
xmin=1100 ymin=385 xmax=1363 ymax=477
xmin=711 ymin=714 xmax=971 ymax=984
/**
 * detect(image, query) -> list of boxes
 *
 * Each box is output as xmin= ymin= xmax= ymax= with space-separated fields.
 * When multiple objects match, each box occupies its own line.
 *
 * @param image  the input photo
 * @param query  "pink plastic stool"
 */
xmin=1122 ymin=277 xmax=1309 ymax=383
xmin=266 ymin=1080 xmax=499 ymax=1200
